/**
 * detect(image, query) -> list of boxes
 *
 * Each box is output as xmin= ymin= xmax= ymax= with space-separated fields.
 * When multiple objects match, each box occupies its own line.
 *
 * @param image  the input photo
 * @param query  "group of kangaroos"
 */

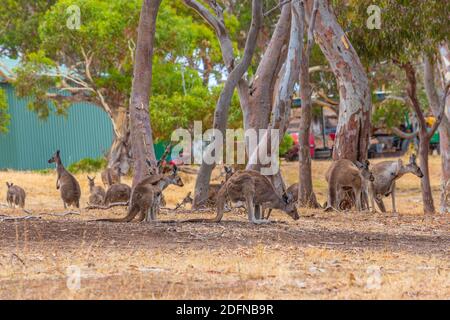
xmin=4 ymin=149 xmax=425 ymax=224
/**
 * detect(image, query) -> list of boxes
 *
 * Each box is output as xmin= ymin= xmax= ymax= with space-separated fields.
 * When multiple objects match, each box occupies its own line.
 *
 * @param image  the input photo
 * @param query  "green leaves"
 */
xmin=0 ymin=87 xmax=10 ymax=133
xmin=337 ymin=0 xmax=450 ymax=64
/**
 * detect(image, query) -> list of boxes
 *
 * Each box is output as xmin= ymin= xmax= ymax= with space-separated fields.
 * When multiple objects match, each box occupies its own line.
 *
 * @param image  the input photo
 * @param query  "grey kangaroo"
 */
xmin=369 ymin=154 xmax=423 ymax=213
xmin=87 ymin=176 xmax=106 ymax=205
xmin=326 ymin=159 xmax=374 ymax=211
xmin=183 ymin=170 xmax=299 ymax=224
xmin=98 ymin=165 xmax=184 ymax=222
xmin=6 ymin=182 xmax=26 ymax=208
xmin=48 ymin=150 xmax=81 ymax=208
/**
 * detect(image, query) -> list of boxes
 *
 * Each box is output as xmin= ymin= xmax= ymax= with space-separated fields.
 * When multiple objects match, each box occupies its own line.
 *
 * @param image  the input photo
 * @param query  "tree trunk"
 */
xmin=418 ymin=130 xmax=435 ymax=213
xmin=298 ymin=0 xmax=320 ymax=208
xmin=305 ymin=0 xmax=371 ymax=162
xmin=245 ymin=3 xmax=291 ymax=139
xmin=192 ymin=0 xmax=262 ymax=207
xmin=401 ymin=61 xmax=436 ymax=213
xmin=129 ymin=0 xmax=161 ymax=187
xmin=108 ymin=107 xmax=131 ymax=175
xmin=438 ymin=45 xmax=450 ymax=213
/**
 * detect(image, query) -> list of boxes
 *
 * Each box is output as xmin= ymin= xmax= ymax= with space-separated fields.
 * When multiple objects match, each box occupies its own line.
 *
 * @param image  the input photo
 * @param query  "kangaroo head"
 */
xmin=282 ymin=192 xmax=300 ymax=220
xmin=48 ymin=150 xmax=61 ymax=164
xmin=355 ymin=160 xmax=375 ymax=182
xmin=87 ymin=176 xmax=95 ymax=186
xmin=6 ymin=182 xmax=13 ymax=189
xmin=405 ymin=154 xmax=423 ymax=178
xmin=168 ymin=165 xmax=184 ymax=187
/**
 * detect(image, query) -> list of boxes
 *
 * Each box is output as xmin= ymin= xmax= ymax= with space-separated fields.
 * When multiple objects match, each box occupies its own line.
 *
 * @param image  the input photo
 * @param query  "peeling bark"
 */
xmin=129 ymin=0 xmax=161 ymax=187
xmin=305 ymin=0 xmax=371 ymax=162
xmin=109 ymin=107 xmax=131 ymax=175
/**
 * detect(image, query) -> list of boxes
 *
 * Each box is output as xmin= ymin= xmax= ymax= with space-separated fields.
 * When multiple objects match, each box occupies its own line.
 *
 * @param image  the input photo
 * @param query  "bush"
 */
xmin=67 ymin=157 xmax=107 ymax=174
xmin=279 ymin=134 xmax=294 ymax=156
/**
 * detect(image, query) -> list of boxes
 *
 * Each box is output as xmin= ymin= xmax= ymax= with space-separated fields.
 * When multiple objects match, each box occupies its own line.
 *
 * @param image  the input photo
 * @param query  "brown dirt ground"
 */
xmin=0 ymin=156 xmax=449 ymax=299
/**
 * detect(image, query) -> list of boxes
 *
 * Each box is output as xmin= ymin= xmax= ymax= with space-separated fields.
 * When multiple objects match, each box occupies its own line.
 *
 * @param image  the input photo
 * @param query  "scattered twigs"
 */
xmin=40 ymin=211 xmax=80 ymax=217
xmin=173 ymin=192 xmax=193 ymax=211
xmin=10 ymin=253 xmax=25 ymax=266
xmin=0 ymin=215 xmax=42 ymax=222
xmin=86 ymin=202 xmax=129 ymax=210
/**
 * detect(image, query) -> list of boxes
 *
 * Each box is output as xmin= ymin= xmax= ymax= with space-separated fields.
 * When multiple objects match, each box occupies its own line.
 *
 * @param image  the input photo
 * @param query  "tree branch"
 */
xmin=391 ymin=126 xmax=419 ymax=140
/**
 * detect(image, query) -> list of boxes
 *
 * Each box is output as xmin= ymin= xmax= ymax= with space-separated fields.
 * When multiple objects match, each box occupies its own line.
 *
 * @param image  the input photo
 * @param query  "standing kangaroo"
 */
xmin=326 ymin=159 xmax=374 ymax=211
xmin=369 ymin=154 xmax=423 ymax=213
xmin=87 ymin=176 xmax=106 ymax=205
xmin=98 ymin=165 xmax=184 ymax=222
xmin=101 ymin=165 xmax=121 ymax=188
xmin=184 ymin=170 xmax=299 ymax=224
xmin=5 ymin=182 xmax=26 ymax=208
xmin=48 ymin=150 xmax=81 ymax=209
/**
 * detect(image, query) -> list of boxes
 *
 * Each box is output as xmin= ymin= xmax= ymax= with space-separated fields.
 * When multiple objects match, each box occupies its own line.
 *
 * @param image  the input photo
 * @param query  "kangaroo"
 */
xmin=368 ymin=154 xmax=423 ymax=213
xmin=326 ymin=159 xmax=374 ymax=211
xmin=184 ymin=170 xmax=299 ymax=224
xmin=5 ymin=182 xmax=26 ymax=208
xmin=104 ymin=183 xmax=131 ymax=205
xmin=98 ymin=165 xmax=184 ymax=222
xmin=87 ymin=176 xmax=106 ymax=206
xmin=202 ymin=166 xmax=235 ymax=207
xmin=263 ymin=182 xmax=299 ymax=219
xmin=101 ymin=165 xmax=121 ymax=188
xmin=48 ymin=150 xmax=81 ymax=208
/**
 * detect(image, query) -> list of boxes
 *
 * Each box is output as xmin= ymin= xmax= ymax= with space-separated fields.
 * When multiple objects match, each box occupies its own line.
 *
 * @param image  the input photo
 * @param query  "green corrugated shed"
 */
xmin=0 ymin=82 xmax=114 ymax=170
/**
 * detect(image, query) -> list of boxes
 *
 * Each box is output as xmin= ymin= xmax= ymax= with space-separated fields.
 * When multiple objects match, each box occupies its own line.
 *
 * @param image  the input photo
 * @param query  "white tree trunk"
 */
xmin=306 ymin=0 xmax=372 ymax=161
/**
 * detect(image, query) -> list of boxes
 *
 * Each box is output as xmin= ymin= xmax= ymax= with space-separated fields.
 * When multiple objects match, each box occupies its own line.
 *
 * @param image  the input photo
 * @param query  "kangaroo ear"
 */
xmin=56 ymin=150 xmax=60 ymax=156
xmin=365 ymin=160 xmax=370 ymax=167
xmin=146 ymin=159 xmax=153 ymax=168
xmin=6 ymin=182 xmax=10 ymax=188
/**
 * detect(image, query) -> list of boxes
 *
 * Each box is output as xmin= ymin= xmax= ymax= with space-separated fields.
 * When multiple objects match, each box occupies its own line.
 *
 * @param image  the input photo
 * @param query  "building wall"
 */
xmin=0 ymin=83 xmax=114 ymax=170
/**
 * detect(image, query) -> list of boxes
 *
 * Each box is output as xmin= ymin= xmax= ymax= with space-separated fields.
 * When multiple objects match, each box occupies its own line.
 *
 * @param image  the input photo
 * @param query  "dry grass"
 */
xmin=0 ymin=155 xmax=448 ymax=299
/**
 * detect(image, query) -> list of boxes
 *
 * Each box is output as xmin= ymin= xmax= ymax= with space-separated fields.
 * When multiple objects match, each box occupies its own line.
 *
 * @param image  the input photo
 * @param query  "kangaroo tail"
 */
xmin=95 ymin=203 xmax=140 ymax=222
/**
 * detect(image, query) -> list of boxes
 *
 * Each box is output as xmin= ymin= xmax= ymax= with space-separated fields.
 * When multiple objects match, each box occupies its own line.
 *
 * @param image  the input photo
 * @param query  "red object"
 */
xmin=329 ymin=132 xmax=336 ymax=141
xmin=290 ymin=132 xmax=315 ymax=158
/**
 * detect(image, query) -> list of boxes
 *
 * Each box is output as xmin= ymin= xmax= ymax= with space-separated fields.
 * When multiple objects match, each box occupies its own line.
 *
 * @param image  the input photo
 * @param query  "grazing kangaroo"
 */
xmin=326 ymin=159 xmax=374 ymax=211
xmin=48 ymin=150 xmax=81 ymax=209
xmin=104 ymin=183 xmax=131 ymax=205
xmin=184 ymin=170 xmax=299 ymax=224
xmin=98 ymin=165 xmax=184 ymax=222
xmin=101 ymin=165 xmax=121 ymax=188
xmin=263 ymin=182 xmax=299 ymax=219
xmin=5 ymin=182 xmax=26 ymax=208
xmin=87 ymin=176 xmax=106 ymax=206
xmin=369 ymin=154 xmax=423 ymax=213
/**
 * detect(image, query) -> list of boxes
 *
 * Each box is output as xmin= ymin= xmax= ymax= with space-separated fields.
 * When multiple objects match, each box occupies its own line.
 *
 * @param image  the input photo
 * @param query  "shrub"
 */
xmin=67 ymin=157 xmax=107 ymax=174
xmin=279 ymin=134 xmax=294 ymax=156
